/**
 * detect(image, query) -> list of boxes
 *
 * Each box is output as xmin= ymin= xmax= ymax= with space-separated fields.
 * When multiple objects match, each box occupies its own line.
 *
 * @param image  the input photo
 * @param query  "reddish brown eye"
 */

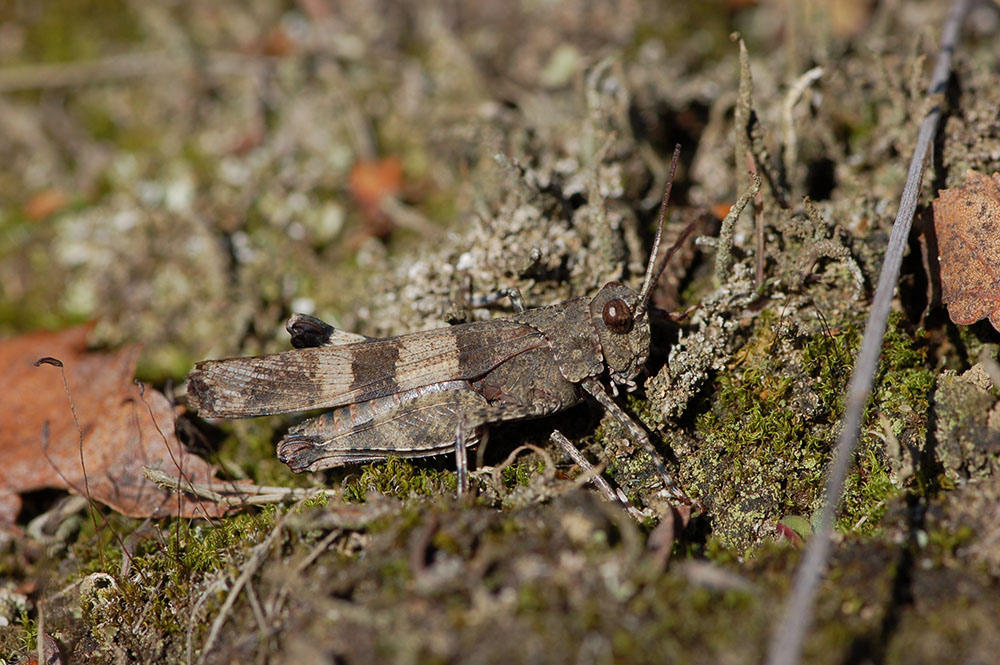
xmin=602 ymin=298 xmax=633 ymax=334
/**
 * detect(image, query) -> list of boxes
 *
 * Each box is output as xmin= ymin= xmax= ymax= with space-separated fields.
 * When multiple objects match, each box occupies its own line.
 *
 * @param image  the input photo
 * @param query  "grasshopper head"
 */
xmin=590 ymin=281 xmax=651 ymax=390
xmin=590 ymin=143 xmax=694 ymax=392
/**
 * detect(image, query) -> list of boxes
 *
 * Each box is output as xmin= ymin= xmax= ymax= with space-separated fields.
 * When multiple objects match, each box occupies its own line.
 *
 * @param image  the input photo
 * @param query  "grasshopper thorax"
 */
xmin=589 ymin=281 xmax=651 ymax=391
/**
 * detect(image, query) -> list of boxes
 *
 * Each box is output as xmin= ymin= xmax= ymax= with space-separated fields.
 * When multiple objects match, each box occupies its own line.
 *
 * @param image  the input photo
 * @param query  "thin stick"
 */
xmin=295 ymin=528 xmax=342 ymax=575
xmin=135 ymin=381 xmax=217 ymax=535
xmin=34 ymin=357 xmax=105 ymax=572
xmin=734 ymin=38 xmax=754 ymax=212
xmin=142 ymin=466 xmax=338 ymax=506
xmin=36 ymin=598 xmax=44 ymax=665
xmin=0 ymin=51 xmax=269 ymax=92
xmin=243 ymin=581 xmax=269 ymax=650
xmin=765 ymin=3 xmax=971 ymax=664
xmin=781 ymin=66 xmax=824 ymax=186
xmin=748 ymin=150 xmax=766 ymax=289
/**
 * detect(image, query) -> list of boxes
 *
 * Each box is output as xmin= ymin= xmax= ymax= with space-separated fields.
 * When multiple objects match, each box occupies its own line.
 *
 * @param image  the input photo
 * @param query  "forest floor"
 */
xmin=1 ymin=1 xmax=999 ymax=664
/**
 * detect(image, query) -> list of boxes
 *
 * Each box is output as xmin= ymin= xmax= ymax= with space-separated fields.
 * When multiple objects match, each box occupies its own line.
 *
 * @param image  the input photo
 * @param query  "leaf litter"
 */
xmin=0 ymin=326 xmax=230 ymax=522
xmin=932 ymin=169 xmax=1000 ymax=331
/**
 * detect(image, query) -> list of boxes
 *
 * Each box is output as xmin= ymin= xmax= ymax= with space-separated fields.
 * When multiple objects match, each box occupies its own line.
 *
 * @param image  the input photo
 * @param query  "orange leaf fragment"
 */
xmin=932 ymin=170 xmax=1000 ymax=332
xmin=0 ymin=326 xmax=233 ymax=522
xmin=348 ymin=157 xmax=403 ymax=209
xmin=711 ymin=202 xmax=734 ymax=221
xmin=23 ymin=189 xmax=69 ymax=221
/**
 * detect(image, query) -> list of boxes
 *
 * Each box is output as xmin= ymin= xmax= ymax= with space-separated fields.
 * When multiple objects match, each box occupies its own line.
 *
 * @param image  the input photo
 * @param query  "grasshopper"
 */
xmin=187 ymin=147 xmax=694 ymax=501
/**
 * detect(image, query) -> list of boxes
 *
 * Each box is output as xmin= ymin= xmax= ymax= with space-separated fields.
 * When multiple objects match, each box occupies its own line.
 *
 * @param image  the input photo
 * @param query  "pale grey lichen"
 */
xmin=933 ymin=364 xmax=1000 ymax=484
xmin=647 ymin=261 xmax=759 ymax=423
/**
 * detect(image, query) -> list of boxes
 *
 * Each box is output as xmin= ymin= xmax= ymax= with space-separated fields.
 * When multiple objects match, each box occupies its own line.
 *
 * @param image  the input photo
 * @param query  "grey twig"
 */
xmin=734 ymin=38 xmax=754 ymax=206
xmin=0 ymin=51 xmax=269 ymax=92
xmin=780 ymin=66 xmax=824 ymax=185
xmin=765 ymin=2 xmax=972 ymax=664
xmin=714 ymin=173 xmax=761 ymax=283
xmin=142 ymin=466 xmax=338 ymax=506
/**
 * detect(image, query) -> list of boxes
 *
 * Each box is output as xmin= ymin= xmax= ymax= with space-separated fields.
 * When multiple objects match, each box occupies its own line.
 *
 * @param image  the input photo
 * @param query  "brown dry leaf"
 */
xmin=932 ymin=169 xmax=1000 ymax=331
xmin=0 ymin=326 xmax=233 ymax=522
xmin=259 ymin=26 xmax=296 ymax=56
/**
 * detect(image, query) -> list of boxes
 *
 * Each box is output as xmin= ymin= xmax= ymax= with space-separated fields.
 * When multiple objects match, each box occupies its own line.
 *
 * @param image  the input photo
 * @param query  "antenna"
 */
xmin=635 ymin=144 xmax=683 ymax=320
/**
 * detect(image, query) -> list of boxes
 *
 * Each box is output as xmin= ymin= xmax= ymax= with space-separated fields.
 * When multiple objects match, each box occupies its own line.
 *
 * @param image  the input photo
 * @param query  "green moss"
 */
xmin=501 ymin=460 xmax=544 ymax=490
xmin=839 ymin=446 xmax=895 ymax=532
xmin=687 ymin=309 xmax=934 ymax=552
xmin=18 ymin=0 xmax=142 ymax=65
xmin=800 ymin=319 xmax=858 ymax=413
xmin=171 ymin=506 xmax=277 ymax=572
xmin=845 ymin=312 xmax=935 ymax=529
xmin=64 ymin=502 xmax=310 ymax=656
xmin=70 ymin=514 xmax=132 ymax=578
xmin=876 ymin=315 xmax=935 ymax=412
xmin=621 ymin=393 xmax=657 ymax=430
xmin=691 ymin=319 xmax=831 ymax=550
xmin=11 ymin=610 xmax=37 ymax=656
xmin=341 ymin=457 xmax=456 ymax=503
xmin=300 ymin=491 xmax=330 ymax=510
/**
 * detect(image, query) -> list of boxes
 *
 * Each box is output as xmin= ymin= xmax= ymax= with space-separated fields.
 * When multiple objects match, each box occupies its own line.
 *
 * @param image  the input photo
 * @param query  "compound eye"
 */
xmin=602 ymin=298 xmax=633 ymax=334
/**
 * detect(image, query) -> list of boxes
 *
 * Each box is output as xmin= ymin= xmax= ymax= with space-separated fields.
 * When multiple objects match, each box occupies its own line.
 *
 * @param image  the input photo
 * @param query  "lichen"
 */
xmin=931 ymin=365 xmax=1000 ymax=483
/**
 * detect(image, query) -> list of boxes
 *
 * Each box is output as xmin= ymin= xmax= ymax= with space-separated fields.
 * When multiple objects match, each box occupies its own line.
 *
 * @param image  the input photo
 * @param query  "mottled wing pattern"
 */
xmin=187 ymin=319 xmax=546 ymax=418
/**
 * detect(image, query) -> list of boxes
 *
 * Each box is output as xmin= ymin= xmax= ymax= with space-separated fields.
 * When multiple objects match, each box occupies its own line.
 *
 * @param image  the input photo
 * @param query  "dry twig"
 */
xmin=0 ymin=51 xmax=268 ymax=92
xmin=142 ymin=466 xmax=338 ymax=507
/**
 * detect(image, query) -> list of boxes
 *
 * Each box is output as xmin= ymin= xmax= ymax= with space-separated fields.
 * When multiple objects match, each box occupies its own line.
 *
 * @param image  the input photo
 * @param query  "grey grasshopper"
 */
xmin=187 ymin=147 xmax=693 ymax=501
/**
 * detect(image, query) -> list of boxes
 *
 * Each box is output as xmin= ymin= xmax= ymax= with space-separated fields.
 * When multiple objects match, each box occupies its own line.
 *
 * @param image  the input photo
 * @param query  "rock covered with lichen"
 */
xmin=932 ymin=364 xmax=1000 ymax=484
